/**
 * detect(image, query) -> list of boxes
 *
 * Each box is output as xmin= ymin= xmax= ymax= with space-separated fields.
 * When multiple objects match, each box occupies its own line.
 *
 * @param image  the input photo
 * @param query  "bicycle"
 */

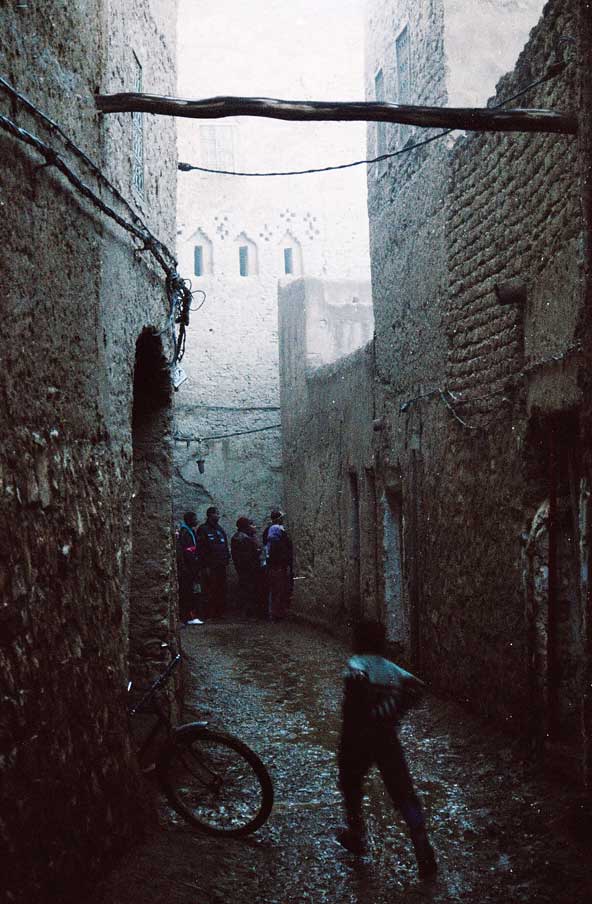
xmin=128 ymin=648 xmax=274 ymax=836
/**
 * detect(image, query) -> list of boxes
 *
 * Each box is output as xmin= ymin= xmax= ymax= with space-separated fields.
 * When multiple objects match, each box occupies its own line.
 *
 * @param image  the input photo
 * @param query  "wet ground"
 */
xmin=90 ymin=620 xmax=591 ymax=904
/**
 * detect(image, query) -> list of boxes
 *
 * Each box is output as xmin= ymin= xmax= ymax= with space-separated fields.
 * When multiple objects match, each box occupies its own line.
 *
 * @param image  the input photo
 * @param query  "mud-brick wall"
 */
xmin=279 ymin=278 xmax=376 ymax=629
xmin=419 ymin=0 xmax=583 ymax=721
xmin=0 ymin=2 xmax=178 ymax=901
xmin=365 ymin=0 xmax=451 ymax=673
xmin=446 ymin=0 xmax=580 ymax=414
xmin=366 ymin=0 xmax=585 ymax=730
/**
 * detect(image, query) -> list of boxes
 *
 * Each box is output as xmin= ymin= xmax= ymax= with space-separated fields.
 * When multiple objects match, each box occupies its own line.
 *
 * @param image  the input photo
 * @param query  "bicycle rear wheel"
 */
xmin=158 ymin=726 xmax=273 ymax=836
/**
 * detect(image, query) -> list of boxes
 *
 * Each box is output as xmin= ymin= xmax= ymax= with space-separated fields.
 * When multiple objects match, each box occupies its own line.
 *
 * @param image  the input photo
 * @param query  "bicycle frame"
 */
xmin=128 ymin=652 xmax=209 ymax=763
xmin=128 ymin=653 xmax=182 ymax=718
xmin=129 ymin=653 xmax=184 ymax=762
xmin=127 ymin=651 xmax=273 ymax=836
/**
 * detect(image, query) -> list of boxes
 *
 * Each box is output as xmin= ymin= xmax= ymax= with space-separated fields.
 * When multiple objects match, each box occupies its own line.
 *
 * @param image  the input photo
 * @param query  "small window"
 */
xmin=200 ymin=124 xmax=236 ymax=171
xmin=374 ymin=69 xmax=387 ymax=175
xmin=194 ymin=246 xmax=203 ymax=277
xmin=284 ymin=247 xmax=294 ymax=275
xmin=395 ymin=26 xmax=412 ymax=145
xmin=131 ymin=53 xmax=144 ymax=195
xmin=278 ymin=232 xmax=302 ymax=276
xmin=239 ymin=245 xmax=249 ymax=277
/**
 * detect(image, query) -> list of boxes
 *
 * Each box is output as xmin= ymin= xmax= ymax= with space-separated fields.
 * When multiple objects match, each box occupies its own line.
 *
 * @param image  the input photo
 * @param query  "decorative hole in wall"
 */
xmin=279 ymin=208 xmax=297 ymax=226
xmin=258 ymin=223 xmax=273 ymax=243
xmin=303 ymin=211 xmax=319 ymax=241
xmin=216 ymin=218 xmax=230 ymax=240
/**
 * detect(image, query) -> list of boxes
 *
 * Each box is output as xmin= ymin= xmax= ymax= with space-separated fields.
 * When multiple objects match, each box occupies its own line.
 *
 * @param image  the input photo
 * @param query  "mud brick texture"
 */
xmin=0 ymin=3 xmax=179 ymax=901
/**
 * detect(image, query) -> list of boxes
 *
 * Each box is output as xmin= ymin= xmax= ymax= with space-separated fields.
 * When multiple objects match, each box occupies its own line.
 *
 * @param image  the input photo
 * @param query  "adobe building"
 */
xmin=0 ymin=2 xmax=180 ymax=899
xmin=279 ymin=0 xmax=592 ymax=786
xmin=173 ymin=0 xmax=371 ymax=540
xmin=365 ymin=0 xmax=592 ymax=783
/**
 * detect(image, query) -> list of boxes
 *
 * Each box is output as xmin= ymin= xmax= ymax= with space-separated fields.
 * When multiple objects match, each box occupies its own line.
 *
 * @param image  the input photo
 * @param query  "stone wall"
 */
xmin=0 ymin=2 xmax=179 ymax=900
xmin=278 ymin=278 xmax=376 ymax=628
xmin=366 ymin=0 xmax=589 ymax=776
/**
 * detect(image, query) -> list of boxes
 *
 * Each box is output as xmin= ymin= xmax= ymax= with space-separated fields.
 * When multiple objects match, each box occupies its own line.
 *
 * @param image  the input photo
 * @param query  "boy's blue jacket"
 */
xmin=342 ymin=654 xmax=424 ymax=727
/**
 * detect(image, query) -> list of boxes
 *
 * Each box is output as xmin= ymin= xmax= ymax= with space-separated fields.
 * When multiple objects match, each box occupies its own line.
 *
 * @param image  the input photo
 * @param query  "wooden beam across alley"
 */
xmin=95 ymin=92 xmax=578 ymax=136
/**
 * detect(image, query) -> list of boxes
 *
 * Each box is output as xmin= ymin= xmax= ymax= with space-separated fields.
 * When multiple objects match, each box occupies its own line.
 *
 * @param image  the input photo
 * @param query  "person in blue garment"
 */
xmin=176 ymin=511 xmax=203 ymax=625
xmin=337 ymin=618 xmax=437 ymax=880
xmin=262 ymin=509 xmax=293 ymax=620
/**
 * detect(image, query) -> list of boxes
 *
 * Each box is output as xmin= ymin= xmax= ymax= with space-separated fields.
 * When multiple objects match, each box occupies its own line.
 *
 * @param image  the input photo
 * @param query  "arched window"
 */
xmin=235 ymin=232 xmax=258 ymax=276
xmin=239 ymin=245 xmax=249 ymax=276
xmin=189 ymin=227 xmax=213 ymax=276
xmin=194 ymin=246 xmax=204 ymax=277
xmin=278 ymin=231 xmax=303 ymax=277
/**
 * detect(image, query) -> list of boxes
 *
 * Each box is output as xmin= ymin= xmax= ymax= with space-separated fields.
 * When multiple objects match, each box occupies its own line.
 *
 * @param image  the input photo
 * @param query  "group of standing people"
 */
xmin=176 ymin=505 xmax=293 ymax=624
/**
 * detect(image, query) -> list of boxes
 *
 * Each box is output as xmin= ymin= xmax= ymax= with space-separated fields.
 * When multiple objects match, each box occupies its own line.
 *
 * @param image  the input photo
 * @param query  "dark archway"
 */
xmin=130 ymin=330 xmax=176 ymax=680
xmin=523 ymin=411 xmax=585 ymax=779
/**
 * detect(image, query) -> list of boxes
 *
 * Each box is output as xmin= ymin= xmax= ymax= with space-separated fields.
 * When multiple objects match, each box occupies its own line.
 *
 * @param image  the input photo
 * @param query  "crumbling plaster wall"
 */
xmin=0 ymin=2 xmax=178 ymax=900
xmin=279 ymin=278 xmax=376 ymax=628
xmin=367 ymin=0 xmax=584 ymax=731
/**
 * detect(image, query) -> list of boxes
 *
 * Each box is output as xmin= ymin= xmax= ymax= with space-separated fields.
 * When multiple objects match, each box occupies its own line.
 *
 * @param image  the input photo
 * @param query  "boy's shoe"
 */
xmin=336 ymin=827 xmax=367 ymax=856
xmin=411 ymin=829 xmax=438 ymax=880
xmin=417 ymin=846 xmax=438 ymax=880
xmin=186 ymin=618 xmax=203 ymax=625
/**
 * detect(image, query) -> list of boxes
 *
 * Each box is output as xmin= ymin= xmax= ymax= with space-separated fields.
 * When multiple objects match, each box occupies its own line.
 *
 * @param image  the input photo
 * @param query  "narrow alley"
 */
xmin=3 ymin=2 xmax=592 ymax=901
xmin=90 ymin=620 xmax=591 ymax=904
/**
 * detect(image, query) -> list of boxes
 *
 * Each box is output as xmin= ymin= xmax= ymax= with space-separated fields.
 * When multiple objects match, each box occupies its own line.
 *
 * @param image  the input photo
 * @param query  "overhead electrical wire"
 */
xmin=0 ymin=51 xmax=572 ymax=377
xmin=178 ymin=60 xmax=570 ymax=178
xmin=0 ymin=75 xmax=176 ymax=269
xmin=174 ymin=423 xmax=282 ymax=444
xmin=397 ymin=343 xmax=583 ymax=431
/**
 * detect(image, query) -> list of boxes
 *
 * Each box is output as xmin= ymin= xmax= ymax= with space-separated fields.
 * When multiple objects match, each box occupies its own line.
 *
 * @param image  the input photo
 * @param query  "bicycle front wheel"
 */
xmin=158 ymin=726 xmax=273 ymax=836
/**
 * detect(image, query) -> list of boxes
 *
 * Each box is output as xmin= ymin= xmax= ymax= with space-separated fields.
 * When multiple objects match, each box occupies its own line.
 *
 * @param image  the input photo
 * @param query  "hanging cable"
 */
xmin=174 ymin=423 xmax=281 ymax=444
xmin=397 ymin=343 xmax=583 ymax=431
xmin=0 ymin=91 xmax=196 ymax=368
xmin=178 ymin=61 xmax=570 ymax=178
xmin=0 ymin=75 xmax=176 ymax=270
xmin=179 ymin=127 xmax=451 ymax=177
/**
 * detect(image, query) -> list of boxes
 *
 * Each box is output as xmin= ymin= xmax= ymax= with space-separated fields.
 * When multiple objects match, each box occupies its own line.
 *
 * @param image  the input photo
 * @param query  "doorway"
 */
xmin=382 ymin=489 xmax=409 ymax=646
xmin=348 ymin=471 xmax=362 ymax=618
xmin=524 ymin=412 xmax=585 ymax=772
xmin=130 ymin=330 xmax=175 ymax=678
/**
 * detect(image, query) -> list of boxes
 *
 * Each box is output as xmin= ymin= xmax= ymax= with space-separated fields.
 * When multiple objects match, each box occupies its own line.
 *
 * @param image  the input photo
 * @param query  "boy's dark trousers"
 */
xmin=338 ymin=724 xmax=436 ymax=876
xmin=338 ymin=724 xmax=418 ymax=825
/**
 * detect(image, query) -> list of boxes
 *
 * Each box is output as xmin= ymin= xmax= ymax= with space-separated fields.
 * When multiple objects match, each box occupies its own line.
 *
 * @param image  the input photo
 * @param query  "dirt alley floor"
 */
xmin=89 ymin=619 xmax=592 ymax=904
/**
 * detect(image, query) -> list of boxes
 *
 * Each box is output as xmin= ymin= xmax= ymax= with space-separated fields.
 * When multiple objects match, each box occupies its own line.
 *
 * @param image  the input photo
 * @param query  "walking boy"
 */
xmin=337 ymin=619 xmax=437 ymax=880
